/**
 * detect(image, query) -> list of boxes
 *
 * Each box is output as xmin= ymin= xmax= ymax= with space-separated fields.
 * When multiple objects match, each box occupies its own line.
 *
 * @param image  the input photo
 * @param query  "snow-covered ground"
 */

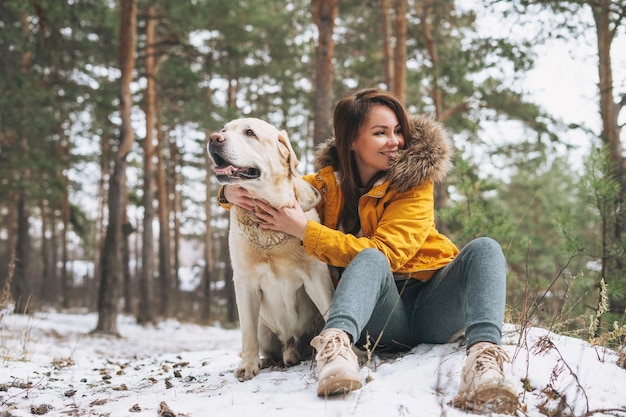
xmin=1 ymin=310 xmax=625 ymax=416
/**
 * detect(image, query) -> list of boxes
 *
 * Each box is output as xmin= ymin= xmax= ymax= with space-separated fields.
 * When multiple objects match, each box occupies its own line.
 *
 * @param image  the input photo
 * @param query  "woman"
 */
xmin=221 ymin=89 xmax=518 ymax=414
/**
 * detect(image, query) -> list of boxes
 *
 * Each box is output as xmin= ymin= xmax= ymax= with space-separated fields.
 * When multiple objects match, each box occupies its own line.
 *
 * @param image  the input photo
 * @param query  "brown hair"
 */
xmin=333 ymin=88 xmax=410 ymax=234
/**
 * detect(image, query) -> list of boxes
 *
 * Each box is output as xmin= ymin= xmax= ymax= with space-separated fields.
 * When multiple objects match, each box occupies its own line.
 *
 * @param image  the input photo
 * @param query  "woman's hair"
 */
xmin=333 ymin=88 xmax=410 ymax=235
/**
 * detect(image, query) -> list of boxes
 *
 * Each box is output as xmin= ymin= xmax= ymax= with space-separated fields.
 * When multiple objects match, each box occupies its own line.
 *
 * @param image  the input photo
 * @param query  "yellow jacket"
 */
xmin=301 ymin=115 xmax=459 ymax=281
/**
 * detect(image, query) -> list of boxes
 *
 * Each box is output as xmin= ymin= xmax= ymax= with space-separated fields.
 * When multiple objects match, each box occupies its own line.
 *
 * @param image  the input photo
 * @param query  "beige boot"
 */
xmin=452 ymin=342 xmax=518 ymax=414
xmin=310 ymin=329 xmax=363 ymax=397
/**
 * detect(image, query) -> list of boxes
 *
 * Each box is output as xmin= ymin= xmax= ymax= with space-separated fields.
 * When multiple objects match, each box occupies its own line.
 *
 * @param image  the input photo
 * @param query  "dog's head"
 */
xmin=207 ymin=118 xmax=299 ymax=186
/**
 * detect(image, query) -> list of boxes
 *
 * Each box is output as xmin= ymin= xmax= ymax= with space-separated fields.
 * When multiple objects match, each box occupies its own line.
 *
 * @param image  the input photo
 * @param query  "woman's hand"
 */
xmin=223 ymin=185 xmax=256 ymax=211
xmin=253 ymin=199 xmax=308 ymax=240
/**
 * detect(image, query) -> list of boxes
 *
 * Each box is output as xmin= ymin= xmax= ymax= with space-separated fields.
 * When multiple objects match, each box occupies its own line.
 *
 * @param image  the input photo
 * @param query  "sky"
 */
xmin=1 ymin=310 xmax=625 ymax=417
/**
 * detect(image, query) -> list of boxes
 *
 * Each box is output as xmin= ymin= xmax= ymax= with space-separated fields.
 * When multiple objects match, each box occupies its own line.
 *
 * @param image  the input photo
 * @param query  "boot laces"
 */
xmin=472 ymin=345 xmax=509 ymax=377
xmin=317 ymin=333 xmax=350 ymax=364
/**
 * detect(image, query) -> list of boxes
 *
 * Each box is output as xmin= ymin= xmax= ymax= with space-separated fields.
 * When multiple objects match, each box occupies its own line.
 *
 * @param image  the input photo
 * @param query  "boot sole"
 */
xmin=317 ymin=373 xmax=363 ymax=397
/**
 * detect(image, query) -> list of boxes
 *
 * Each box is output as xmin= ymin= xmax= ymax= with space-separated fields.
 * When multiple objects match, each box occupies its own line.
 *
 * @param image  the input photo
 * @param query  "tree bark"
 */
xmin=592 ymin=2 xmax=623 ymax=179
xmin=381 ymin=0 xmax=394 ymax=91
xmin=13 ymin=12 xmax=32 ymax=315
xmin=138 ymin=5 xmax=157 ymax=325
xmin=122 ymin=191 xmax=133 ymax=315
xmin=94 ymin=0 xmax=137 ymax=335
xmin=170 ymin=139 xmax=182 ymax=315
xmin=312 ymin=0 xmax=339 ymax=146
xmin=156 ymin=101 xmax=172 ymax=319
xmin=393 ymin=0 xmax=407 ymax=103
xmin=13 ymin=189 xmax=30 ymax=314
xmin=4 ymin=191 xmax=18 ymax=288
xmin=591 ymin=0 xmax=624 ymax=321
xmin=93 ymin=136 xmax=110 ymax=297
xmin=416 ymin=0 xmax=449 ymax=215
xmin=157 ymin=138 xmax=182 ymax=317
xmin=60 ymin=191 xmax=70 ymax=308
xmin=50 ymin=201 xmax=59 ymax=305
xmin=39 ymin=199 xmax=51 ymax=303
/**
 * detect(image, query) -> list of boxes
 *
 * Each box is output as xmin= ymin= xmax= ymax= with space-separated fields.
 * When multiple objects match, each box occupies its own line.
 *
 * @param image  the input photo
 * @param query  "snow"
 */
xmin=1 ymin=310 xmax=625 ymax=417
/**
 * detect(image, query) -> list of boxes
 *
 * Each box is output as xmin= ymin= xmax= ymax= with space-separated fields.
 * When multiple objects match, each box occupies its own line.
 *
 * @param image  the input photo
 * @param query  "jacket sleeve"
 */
xmin=301 ymin=181 xmax=435 ymax=271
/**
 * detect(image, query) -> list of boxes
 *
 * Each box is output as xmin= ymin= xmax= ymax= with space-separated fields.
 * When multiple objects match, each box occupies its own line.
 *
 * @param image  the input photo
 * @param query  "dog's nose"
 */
xmin=209 ymin=132 xmax=226 ymax=143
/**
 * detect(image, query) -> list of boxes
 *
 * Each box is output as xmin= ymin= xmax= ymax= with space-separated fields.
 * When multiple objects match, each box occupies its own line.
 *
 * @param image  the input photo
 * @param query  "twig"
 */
xmin=527 ymin=250 xmax=578 ymax=321
xmin=581 ymin=407 xmax=626 ymax=417
xmin=533 ymin=336 xmax=590 ymax=414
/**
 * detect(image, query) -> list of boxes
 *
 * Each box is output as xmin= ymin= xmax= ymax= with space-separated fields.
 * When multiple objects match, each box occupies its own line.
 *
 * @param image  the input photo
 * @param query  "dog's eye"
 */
xmin=244 ymin=129 xmax=256 ymax=137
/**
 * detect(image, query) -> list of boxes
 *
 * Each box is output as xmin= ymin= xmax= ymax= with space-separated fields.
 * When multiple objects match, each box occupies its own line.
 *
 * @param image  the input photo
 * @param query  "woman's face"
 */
xmin=352 ymin=104 xmax=405 ymax=186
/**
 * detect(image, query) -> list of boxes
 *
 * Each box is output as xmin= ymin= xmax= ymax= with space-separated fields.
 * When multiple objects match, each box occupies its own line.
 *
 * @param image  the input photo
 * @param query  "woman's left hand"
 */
xmin=253 ymin=199 xmax=308 ymax=240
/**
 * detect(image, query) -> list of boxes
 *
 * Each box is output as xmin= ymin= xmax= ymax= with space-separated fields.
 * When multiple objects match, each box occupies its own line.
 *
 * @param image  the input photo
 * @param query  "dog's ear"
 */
xmin=277 ymin=130 xmax=299 ymax=176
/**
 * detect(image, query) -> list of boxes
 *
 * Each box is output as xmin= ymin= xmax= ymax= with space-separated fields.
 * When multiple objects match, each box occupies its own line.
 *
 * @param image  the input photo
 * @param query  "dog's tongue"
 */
xmin=214 ymin=165 xmax=238 ymax=176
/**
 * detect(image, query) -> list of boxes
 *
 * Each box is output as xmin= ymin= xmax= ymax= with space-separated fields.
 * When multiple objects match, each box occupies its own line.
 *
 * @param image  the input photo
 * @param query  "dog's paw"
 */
xmin=235 ymin=359 xmax=260 ymax=381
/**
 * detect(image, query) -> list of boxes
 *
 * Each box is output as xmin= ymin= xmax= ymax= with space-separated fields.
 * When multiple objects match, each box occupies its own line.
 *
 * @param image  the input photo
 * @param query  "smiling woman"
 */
xmin=221 ymin=89 xmax=518 ymax=412
xmin=351 ymin=104 xmax=405 ymax=186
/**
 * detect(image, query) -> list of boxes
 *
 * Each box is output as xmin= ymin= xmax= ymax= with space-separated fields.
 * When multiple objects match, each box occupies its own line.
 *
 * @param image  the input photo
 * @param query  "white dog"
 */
xmin=208 ymin=118 xmax=334 ymax=381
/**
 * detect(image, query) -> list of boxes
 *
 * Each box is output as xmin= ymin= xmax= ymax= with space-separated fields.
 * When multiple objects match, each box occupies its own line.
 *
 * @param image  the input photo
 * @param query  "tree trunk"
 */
xmin=39 ymin=199 xmax=51 ymax=303
xmin=93 ymin=136 xmax=110 ymax=297
xmin=138 ymin=5 xmax=157 ymax=325
xmin=1 ymin=194 xmax=16 ymax=309
xmin=593 ymin=2 xmax=623 ymax=180
xmin=416 ymin=0 xmax=449 ymax=216
xmin=170 ymin=139 xmax=182 ymax=315
xmin=156 ymin=102 xmax=172 ymax=318
xmin=392 ymin=0 xmax=407 ymax=103
xmin=4 ymin=191 xmax=18 ymax=289
xmin=50 ymin=201 xmax=59 ymax=306
xmin=122 ymin=191 xmax=133 ymax=315
xmin=591 ymin=0 xmax=625 ymax=323
xmin=125 ymin=197 xmax=139 ymax=315
xmin=227 ymin=76 xmax=237 ymax=110
xmin=312 ymin=0 xmax=338 ymax=146
xmin=13 ymin=189 xmax=30 ymax=314
xmin=60 ymin=192 xmax=70 ymax=308
xmin=13 ymin=12 xmax=32 ymax=315
xmin=94 ymin=0 xmax=137 ymax=335
xmin=381 ymin=0 xmax=394 ymax=91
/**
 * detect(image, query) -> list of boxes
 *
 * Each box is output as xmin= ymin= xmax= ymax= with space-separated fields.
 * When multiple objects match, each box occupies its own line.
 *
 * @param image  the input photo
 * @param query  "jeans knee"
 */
xmin=465 ymin=237 xmax=507 ymax=267
xmin=347 ymin=248 xmax=390 ymax=277
xmin=469 ymin=237 xmax=502 ymax=254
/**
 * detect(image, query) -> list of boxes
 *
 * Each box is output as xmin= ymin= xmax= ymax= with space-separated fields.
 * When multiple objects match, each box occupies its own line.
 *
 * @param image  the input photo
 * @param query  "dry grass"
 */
xmin=0 ymin=251 xmax=15 ymax=318
xmin=1 ymin=251 xmax=35 ymax=364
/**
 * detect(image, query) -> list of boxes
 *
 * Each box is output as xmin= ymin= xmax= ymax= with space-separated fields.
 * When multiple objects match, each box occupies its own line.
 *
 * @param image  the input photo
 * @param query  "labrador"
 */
xmin=207 ymin=118 xmax=334 ymax=381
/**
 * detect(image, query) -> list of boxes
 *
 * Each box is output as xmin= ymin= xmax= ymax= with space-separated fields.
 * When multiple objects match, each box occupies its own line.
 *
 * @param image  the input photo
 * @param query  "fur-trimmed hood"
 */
xmin=313 ymin=114 xmax=453 ymax=193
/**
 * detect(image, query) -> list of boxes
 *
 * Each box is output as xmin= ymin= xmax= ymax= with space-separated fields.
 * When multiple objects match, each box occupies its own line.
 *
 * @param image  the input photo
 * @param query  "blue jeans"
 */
xmin=323 ymin=237 xmax=507 ymax=351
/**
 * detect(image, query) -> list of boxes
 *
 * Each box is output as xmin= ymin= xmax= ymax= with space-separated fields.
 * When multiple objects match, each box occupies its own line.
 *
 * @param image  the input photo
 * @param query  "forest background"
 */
xmin=0 ymin=0 xmax=625 ymax=347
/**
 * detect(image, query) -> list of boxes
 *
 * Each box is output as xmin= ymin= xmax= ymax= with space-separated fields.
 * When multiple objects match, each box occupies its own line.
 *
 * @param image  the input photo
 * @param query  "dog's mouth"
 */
xmin=210 ymin=151 xmax=261 ymax=182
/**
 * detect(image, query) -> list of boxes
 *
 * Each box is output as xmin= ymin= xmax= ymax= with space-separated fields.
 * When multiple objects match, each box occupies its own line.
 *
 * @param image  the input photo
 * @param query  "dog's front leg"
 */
xmin=234 ymin=278 xmax=262 ymax=381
